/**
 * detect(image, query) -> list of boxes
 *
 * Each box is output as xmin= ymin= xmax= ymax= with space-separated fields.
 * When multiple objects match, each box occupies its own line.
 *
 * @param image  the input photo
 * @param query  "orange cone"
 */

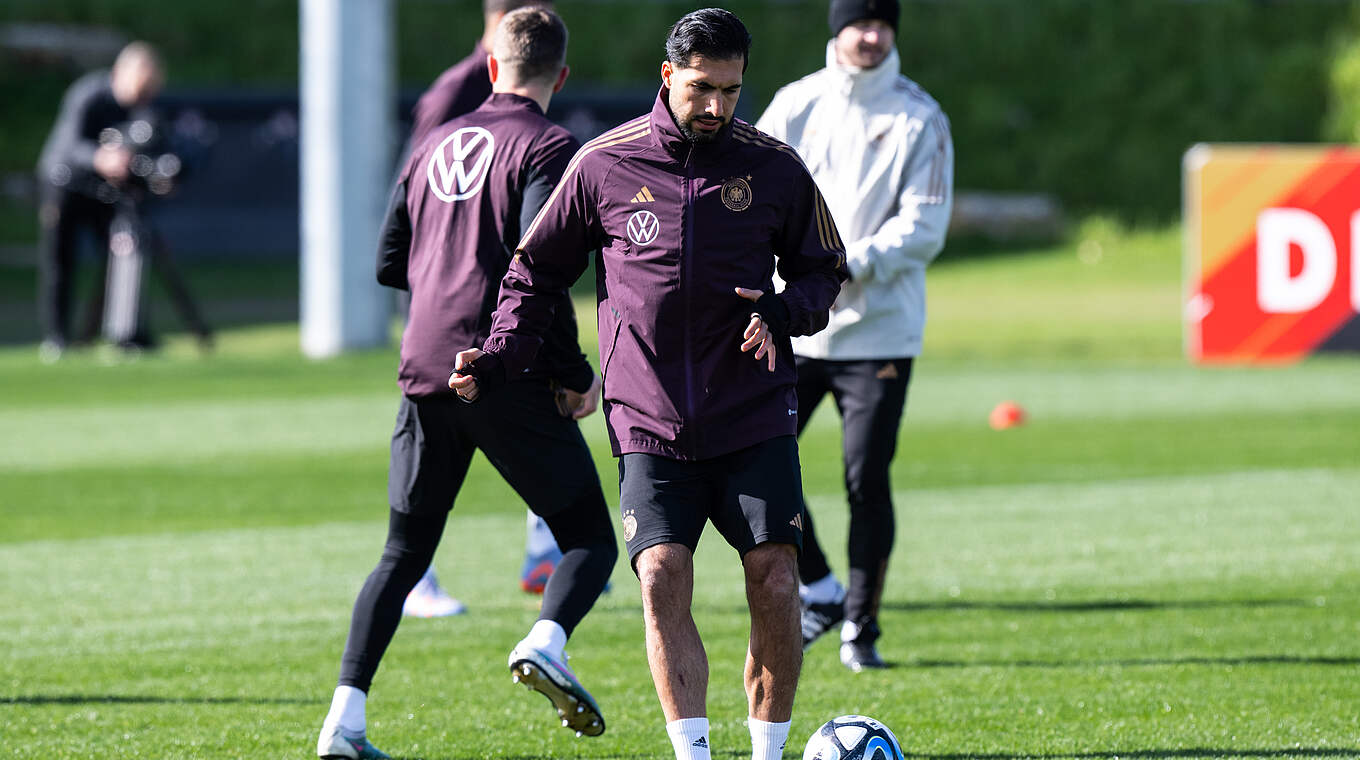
xmin=989 ymin=401 xmax=1026 ymax=430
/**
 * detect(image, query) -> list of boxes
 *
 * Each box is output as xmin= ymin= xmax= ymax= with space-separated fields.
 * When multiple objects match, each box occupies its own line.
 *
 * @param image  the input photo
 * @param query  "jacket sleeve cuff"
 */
xmin=753 ymin=292 xmax=792 ymax=336
xmin=558 ymin=363 xmax=595 ymax=394
xmin=462 ymin=352 xmax=507 ymax=394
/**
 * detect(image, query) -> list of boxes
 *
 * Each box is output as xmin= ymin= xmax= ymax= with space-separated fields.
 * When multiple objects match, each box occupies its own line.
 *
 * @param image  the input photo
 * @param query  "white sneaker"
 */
xmin=402 ymin=568 xmax=466 ymax=617
xmin=508 ymin=643 xmax=605 ymax=737
xmin=38 ymin=339 xmax=64 ymax=364
xmin=316 ymin=723 xmax=391 ymax=759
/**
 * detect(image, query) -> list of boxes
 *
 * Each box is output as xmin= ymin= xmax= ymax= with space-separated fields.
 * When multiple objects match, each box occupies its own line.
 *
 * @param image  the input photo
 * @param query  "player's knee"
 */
xmin=378 ymin=541 xmax=433 ymax=570
xmin=544 ymin=502 xmax=616 ymax=556
xmin=635 ymin=544 xmax=692 ymax=601
xmin=571 ymin=536 xmax=617 ymax=570
xmin=846 ymin=479 xmax=894 ymax=513
xmin=743 ymin=544 xmax=798 ymax=603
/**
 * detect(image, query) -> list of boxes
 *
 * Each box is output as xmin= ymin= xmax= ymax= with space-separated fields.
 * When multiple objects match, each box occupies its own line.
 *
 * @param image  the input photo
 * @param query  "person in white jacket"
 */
xmin=755 ymin=0 xmax=953 ymax=672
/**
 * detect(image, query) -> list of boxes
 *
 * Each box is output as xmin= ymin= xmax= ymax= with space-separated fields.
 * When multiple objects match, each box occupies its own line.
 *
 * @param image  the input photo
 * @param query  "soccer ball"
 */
xmin=802 ymin=715 xmax=905 ymax=760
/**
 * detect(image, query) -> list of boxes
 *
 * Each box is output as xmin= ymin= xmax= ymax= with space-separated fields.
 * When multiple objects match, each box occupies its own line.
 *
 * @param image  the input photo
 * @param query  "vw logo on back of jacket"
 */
xmin=427 ymin=127 xmax=495 ymax=202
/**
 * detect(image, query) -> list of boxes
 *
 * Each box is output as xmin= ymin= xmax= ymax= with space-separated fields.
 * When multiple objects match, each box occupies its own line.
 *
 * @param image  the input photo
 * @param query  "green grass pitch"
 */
xmin=2 ymin=225 xmax=1358 ymax=758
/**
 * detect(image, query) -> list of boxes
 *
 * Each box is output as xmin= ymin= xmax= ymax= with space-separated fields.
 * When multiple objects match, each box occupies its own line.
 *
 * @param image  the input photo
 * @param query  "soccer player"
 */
xmin=755 ymin=0 xmax=954 ymax=671
xmin=316 ymin=9 xmax=616 ymax=759
xmin=451 ymin=9 xmax=847 ymax=760
xmin=401 ymin=0 xmax=562 ymax=618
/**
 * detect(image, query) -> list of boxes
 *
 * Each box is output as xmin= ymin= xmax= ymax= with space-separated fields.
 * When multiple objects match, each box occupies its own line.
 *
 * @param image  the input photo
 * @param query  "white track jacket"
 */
xmin=757 ymin=43 xmax=953 ymax=360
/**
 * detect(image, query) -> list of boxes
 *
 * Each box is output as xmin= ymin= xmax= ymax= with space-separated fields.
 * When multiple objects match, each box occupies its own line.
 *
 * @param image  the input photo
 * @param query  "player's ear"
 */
xmin=553 ymin=64 xmax=569 ymax=94
xmin=487 ymin=54 xmax=499 ymax=84
xmin=661 ymin=60 xmax=674 ymax=88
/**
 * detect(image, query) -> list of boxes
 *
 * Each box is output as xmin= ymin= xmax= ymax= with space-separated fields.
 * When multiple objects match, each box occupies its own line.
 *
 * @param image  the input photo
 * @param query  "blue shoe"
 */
xmin=508 ymin=643 xmax=605 ymax=736
xmin=317 ymin=723 xmax=391 ymax=759
xmin=519 ymin=546 xmax=562 ymax=595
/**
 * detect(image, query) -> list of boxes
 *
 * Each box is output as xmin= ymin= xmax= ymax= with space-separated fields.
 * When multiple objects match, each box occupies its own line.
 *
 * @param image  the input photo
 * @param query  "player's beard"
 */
xmin=678 ymin=115 xmax=726 ymax=144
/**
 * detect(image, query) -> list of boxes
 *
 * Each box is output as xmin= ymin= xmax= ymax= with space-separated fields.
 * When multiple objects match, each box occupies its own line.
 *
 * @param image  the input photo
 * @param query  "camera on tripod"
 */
xmin=94 ymin=117 xmax=183 ymax=202
xmin=93 ymin=116 xmax=198 ymax=347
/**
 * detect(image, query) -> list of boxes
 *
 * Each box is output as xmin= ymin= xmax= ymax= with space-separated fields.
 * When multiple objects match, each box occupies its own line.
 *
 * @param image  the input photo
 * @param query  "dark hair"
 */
xmin=484 ymin=0 xmax=550 ymax=14
xmin=665 ymin=8 xmax=751 ymax=71
xmin=492 ymin=6 xmax=568 ymax=83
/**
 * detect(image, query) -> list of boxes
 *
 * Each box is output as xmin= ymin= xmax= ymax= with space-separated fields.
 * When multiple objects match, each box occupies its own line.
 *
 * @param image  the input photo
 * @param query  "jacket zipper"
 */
xmin=682 ymin=144 xmax=697 ymax=456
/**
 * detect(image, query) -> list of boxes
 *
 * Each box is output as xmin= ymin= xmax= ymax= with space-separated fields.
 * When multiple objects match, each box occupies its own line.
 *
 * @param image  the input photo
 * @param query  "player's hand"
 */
xmin=94 ymin=145 xmax=131 ymax=183
xmin=563 ymin=372 xmax=602 ymax=419
xmin=449 ymin=348 xmax=483 ymax=402
xmin=735 ymin=287 xmax=776 ymax=373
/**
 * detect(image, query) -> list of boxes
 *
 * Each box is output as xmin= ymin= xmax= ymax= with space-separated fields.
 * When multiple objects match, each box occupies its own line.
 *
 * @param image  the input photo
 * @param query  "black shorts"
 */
xmin=617 ymin=435 xmax=805 ymax=565
xmin=388 ymin=382 xmax=603 ymax=518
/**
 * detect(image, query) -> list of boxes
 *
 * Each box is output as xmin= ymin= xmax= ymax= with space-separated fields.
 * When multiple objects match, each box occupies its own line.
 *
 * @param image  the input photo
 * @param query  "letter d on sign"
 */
xmin=1354 ymin=210 xmax=1360 ymax=312
xmin=1256 ymin=208 xmax=1336 ymax=313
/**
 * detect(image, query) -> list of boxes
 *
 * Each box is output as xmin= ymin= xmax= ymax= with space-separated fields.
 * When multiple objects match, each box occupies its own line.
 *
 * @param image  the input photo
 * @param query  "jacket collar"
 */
xmin=481 ymin=91 xmax=545 ymax=116
xmin=651 ymin=86 xmax=736 ymax=161
xmin=823 ymin=40 xmax=901 ymax=98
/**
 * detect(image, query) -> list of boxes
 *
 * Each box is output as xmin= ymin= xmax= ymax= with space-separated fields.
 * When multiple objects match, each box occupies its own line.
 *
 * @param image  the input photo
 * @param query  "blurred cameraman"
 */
xmin=36 ymin=42 xmax=165 ymax=359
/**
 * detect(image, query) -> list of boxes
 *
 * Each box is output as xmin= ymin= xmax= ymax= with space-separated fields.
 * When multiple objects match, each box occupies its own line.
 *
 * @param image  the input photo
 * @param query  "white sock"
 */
xmin=526 ymin=511 xmax=559 ymax=556
xmin=841 ymin=619 xmax=862 ymax=644
xmin=666 ymin=717 xmax=711 ymax=760
xmin=521 ymin=619 xmax=567 ymax=659
xmin=799 ymin=573 xmax=845 ymax=605
xmin=325 ymin=685 xmax=366 ymax=735
xmin=748 ymin=717 xmax=791 ymax=760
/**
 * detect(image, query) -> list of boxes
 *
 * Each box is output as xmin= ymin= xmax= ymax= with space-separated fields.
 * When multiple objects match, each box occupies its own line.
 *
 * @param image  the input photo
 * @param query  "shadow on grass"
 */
xmin=692 ymin=598 xmax=1312 ymax=618
xmin=392 ymin=751 xmax=1360 ymax=760
xmin=905 ymin=654 xmax=1360 ymax=670
xmin=393 ymin=753 xmax=750 ymax=760
xmin=904 ymin=749 xmax=1360 ymax=759
xmin=880 ymin=598 xmax=1311 ymax=614
xmin=1 ymin=694 xmax=320 ymax=706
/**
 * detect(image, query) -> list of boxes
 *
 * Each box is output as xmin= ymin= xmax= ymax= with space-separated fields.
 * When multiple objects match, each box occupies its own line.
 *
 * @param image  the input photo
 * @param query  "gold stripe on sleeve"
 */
xmin=518 ymin=125 xmax=652 ymax=248
xmin=813 ymin=188 xmax=845 ymax=253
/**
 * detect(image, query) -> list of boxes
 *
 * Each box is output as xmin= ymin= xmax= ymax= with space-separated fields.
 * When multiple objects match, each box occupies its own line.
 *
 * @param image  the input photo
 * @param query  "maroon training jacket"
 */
xmin=379 ymin=93 xmax=591 ymax=398
xmin=484 ymin=88 xmax=848 ymax=460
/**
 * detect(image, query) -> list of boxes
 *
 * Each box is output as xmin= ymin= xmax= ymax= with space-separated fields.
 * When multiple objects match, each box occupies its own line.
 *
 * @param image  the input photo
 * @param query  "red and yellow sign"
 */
xmin=1184 ymin=143 xmax=1360 ymax=363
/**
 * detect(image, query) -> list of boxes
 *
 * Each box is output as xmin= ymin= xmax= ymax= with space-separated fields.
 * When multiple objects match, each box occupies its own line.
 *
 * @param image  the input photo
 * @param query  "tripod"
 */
xmin=100 ymin=194 xmax=213 ymax=350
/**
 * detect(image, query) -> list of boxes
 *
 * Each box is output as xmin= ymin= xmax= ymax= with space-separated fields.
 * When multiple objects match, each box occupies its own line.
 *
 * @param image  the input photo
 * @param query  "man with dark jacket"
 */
xmin=401 ymin=0 xmax=559 ymax=616
xmin=452 ymin=10 xmax=846 ymax=760
xmin=36 ymin=42 xmax=161 ymax=358
xmin=316 ymin=10 xmax=615 ymax=759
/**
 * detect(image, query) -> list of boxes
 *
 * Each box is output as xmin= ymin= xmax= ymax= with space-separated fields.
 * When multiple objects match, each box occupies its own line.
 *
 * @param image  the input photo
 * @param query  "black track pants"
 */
xmin=337 ymin=389 xmax=616 ymax=693
xmin=794 ymin=356 xmax=912 ymax=638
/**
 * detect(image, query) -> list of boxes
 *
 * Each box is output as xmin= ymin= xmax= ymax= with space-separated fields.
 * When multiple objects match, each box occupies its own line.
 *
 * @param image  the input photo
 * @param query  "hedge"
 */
xmin=3 ymin=0 xmax=1358 ymax=222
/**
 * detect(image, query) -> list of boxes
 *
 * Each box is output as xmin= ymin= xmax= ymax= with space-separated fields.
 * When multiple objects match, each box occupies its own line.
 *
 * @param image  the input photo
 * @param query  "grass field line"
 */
xmin=900 ymin=360 xmax=1360 ymax=425
xmin=5 ymin=361 xmax=1358 ymax=471
xmin=2 ymin=464 xmax=1352 ymax=552
xmin=818 ymin=466 xmax=1360 ymax=597
xmin=4 ymin=466 xmax=1354 ymax=618
xmin=0 ymin=393 xmax=619 ymax=471
xmin=844 ymin=465 xmax=1360 ymax=513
